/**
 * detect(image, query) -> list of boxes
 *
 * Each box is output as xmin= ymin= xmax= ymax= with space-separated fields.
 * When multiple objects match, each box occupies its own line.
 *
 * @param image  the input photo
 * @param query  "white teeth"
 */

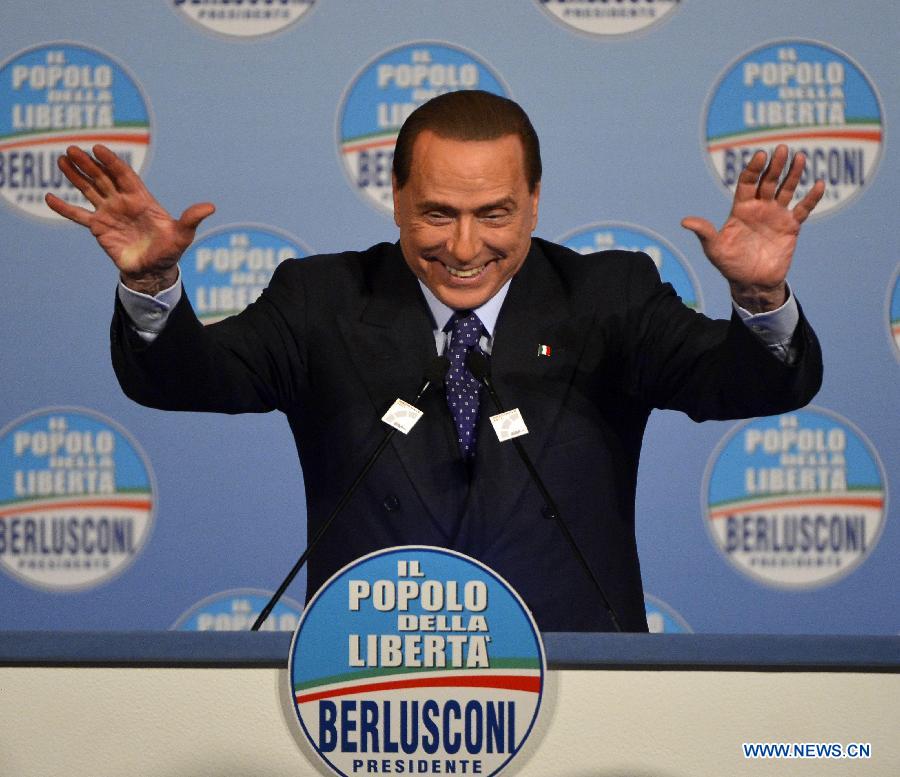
xmin=445 ymin=264 xmax=484 ymax=278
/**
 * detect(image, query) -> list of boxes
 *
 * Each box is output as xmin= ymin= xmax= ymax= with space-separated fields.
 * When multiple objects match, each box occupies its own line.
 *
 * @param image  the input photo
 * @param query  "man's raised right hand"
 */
xmin=45 ymin=144 xmax=215 ymax=295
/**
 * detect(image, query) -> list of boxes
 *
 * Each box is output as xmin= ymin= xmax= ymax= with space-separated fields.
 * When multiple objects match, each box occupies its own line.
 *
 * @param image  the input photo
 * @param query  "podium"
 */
xmin=1 ymin=632 xmax=898 ymax=776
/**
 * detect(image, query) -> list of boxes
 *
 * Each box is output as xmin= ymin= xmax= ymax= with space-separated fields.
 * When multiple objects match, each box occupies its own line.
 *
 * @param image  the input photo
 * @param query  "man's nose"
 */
xmin=447 ymin=217 xmax=481 ymax=263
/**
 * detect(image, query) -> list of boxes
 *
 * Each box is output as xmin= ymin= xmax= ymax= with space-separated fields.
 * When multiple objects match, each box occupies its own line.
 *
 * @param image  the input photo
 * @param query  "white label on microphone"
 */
xmin=490 ymin=408 xmax=529 ymax=441
xmin=381 ymin=399 xmax=424 ymax=435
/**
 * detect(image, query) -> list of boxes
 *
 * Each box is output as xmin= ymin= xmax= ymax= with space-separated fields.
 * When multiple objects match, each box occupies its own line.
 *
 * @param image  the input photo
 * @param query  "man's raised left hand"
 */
xmin=681 ymin=144 xmax=826 ymax=313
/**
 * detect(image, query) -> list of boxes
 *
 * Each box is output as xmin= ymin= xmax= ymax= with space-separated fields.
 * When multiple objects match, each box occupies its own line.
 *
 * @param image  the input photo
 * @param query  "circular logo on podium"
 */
xmin=179 ymin=224 xmax=311 ymax=324
xmin=289 ymin=546 xmax=545 ymax=777
xmin=0 ymin=42 xmax=151 ymax=222
xmin=0 ymin=407 xmax=155 ymax=591
xmin=337 ymin=42 xmax=509 ymax=215
xmin=703 ymin=40 xmax=884 ymax=218
xmin=704 ymin=408 xmax=887 ymax=589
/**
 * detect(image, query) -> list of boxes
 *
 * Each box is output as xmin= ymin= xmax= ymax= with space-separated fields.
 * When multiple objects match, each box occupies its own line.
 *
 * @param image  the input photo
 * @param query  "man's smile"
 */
xmin=444 ymin=263 xmax=486 ymax=278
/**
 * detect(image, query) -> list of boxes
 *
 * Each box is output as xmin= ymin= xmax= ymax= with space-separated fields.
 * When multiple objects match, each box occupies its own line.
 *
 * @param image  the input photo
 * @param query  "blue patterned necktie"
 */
xmin=445 ymin=311 xmax=485 ymax=458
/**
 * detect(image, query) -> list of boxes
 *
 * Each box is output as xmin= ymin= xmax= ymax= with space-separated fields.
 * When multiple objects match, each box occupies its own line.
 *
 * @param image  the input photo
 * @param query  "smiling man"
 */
xmin=46 ymin=90 xmax=824 ymax=631
xmin=393 ymin=130 xmax=538 ymax=311
xmin=391 ymin=94 xmax=542 ymax=312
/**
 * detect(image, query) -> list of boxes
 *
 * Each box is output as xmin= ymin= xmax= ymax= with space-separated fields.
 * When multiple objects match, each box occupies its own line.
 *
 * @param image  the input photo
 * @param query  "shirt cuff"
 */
xmin=117 ymin=268 xmax=182 ymax=342
xmin=732 ymin=286 xmax=799 ymax=347
xmin=732 ymin=286 xmax=800 ymax=364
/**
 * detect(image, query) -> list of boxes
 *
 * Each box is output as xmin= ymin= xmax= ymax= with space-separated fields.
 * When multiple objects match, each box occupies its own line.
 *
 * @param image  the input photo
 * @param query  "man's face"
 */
xmin=393 ymin=130 xmax=540 ymax=311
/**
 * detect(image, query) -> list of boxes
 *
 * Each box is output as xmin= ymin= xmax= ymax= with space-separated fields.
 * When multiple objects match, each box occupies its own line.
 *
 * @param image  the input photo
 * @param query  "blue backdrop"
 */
xmin=1 ymin=0 xmax=897 ymax=634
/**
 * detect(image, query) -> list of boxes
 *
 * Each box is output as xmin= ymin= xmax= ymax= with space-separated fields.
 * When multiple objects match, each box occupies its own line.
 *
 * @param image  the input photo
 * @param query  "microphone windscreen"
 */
xmin=466 ymin=350 xmax=489 ymax=382
xmin=425 ymin=355 xmax=451 ymax=384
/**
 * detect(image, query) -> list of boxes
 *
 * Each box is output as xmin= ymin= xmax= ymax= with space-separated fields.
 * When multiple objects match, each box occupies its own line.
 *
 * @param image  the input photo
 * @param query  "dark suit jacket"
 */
xmin=111 ymin=238 xmax=822 ymax=631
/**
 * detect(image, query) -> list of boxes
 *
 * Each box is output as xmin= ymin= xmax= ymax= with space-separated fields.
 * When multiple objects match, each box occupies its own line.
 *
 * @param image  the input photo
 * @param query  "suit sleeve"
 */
xmin=620 ymin=252 xmax=823 ymax=421
xmin=110 ymin=259 xmax=309 ymax=414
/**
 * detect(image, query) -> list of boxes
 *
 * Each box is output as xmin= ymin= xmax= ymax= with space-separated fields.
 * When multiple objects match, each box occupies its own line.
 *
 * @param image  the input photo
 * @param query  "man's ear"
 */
xmin=392 ymin=174 xmax=401 ymax=227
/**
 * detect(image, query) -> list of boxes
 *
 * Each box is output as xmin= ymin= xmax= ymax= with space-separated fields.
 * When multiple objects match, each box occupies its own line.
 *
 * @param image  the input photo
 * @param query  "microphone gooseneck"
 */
xmin=466 ymin=350 xmax=623 ymax=632
xmin=251 ymin=355 xmax=449 ymax=630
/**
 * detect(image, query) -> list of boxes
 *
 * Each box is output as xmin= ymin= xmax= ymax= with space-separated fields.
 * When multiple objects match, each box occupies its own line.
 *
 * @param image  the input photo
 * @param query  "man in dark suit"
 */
xmin=46 ymin=91 xmax=824 ymax=632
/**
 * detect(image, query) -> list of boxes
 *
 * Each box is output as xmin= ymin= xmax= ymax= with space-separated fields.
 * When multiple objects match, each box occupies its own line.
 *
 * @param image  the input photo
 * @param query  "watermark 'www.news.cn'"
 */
xmin=743 ymin=742 xmax=871 ymax=759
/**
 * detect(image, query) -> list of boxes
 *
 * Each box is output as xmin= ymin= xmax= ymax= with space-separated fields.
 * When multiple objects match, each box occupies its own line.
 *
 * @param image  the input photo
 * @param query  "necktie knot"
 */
xmin=448 ymin=310 xmax=484 ymax=350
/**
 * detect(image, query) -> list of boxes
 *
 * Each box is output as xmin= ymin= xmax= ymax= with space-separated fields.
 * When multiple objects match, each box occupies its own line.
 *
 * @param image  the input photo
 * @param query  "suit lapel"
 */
xmin=469 ymin=242 xmax=585 ymax=526
xmin=336 ymin=245 xmax=464 ymax=539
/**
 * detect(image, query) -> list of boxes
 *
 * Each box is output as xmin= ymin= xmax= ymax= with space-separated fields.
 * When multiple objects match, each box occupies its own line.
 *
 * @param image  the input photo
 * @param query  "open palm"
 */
xmin=682 ymin=145 xmax=825 ymax=312
xmin=46 ymin=145 xmax=214 ymax=293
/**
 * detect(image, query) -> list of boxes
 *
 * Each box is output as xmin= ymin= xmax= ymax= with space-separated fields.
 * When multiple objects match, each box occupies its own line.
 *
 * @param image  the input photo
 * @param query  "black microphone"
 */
xmin=466 ymin=351 xmax=623 ymax=632
xmin=252 ymin=355 xmax=450 ymax=631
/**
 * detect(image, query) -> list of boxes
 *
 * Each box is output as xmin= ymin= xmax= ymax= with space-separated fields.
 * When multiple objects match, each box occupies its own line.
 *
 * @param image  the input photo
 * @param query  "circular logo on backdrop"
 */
xmin=0 ymin=408 xmax=155 ymax=591
xmin=290 ymin=546 xmax=545 ymax=777
xmin=704 ymin=408 xmax=887 ymax=589
xmin=704 ymin=40 xmax=884 ymax=218
xmin=0 ymin=42 xmax=152 ymax=222
xmin=179 ymin=224 xmax=311 ymax=324
xmin=888 ymin=264 xmax=900 ymax=362
xmin=644 ymin=593 xmax=692 ymax=634
xmin=171 ymin=0 xmax=315 ymax=39
xmin=337 ymin=42 xmax=509 ymax=214
xmin=535 ymin=0 xmax=681 ymax=38
xmin=171 ymin=588 xmax=304 ymax=631
xmin=558 ymin=222 xmax=703 ymax=311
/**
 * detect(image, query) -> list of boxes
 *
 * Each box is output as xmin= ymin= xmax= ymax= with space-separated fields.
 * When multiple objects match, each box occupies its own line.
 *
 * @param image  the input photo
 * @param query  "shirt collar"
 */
xmin=417 ymin=279 xmax=511 ymax=338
